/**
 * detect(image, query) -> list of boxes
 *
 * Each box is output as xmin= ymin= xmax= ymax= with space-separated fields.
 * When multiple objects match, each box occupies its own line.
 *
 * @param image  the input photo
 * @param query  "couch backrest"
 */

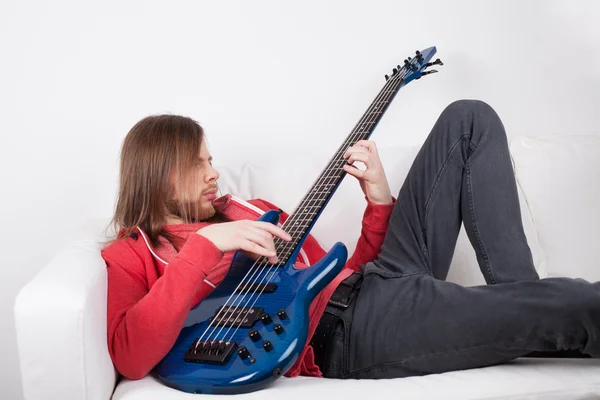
xmin=224 ymin=136 xmax=599 ymax=285
xmin=16 ymin=136 xmax=599 ymax=400
xmin=510 ymin=135 xmax=600 ymax=281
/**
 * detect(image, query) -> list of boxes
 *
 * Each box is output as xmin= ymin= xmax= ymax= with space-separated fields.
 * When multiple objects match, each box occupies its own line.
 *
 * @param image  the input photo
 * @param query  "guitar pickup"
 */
xmin=235 ymin=283 xmax=277 ymax=294
xmin=210 ymin=306 xmax=264 ymax=328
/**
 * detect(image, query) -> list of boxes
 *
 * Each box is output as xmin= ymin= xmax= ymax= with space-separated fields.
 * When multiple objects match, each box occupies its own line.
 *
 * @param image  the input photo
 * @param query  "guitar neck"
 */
xmin=276 ymin=73 xmax=406 ymax=261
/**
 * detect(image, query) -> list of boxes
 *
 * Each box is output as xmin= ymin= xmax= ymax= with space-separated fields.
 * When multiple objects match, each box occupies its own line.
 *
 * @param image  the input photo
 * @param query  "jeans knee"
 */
xmin=439 ymin=99 xmax=505 ymax=144
xmin=443 ymin=99 xmax=496 ymax=119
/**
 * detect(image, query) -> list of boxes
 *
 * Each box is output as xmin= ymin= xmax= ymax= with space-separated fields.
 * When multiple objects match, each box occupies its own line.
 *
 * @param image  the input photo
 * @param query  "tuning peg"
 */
xmin=385 ymin=74 xmax=390 ymax=81
xmin=392 ymin=68 xmax=398 ymax=74
xmin=421 ymin=69 xmax=438 ymax=76
xmin=397 ymin=65 xmax=401 ymax=70
xmin=426 ymin=58 xmax=444 ymax=67
xmin=404 ymin=59 xmax=409 ymax=65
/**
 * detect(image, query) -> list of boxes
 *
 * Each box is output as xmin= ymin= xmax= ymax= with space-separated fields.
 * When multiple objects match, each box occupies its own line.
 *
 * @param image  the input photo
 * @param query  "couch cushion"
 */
xmin=510 ymin=135 xmax=600 ymax=281
xmin=113 ymin=358 xmax=600 ymax=400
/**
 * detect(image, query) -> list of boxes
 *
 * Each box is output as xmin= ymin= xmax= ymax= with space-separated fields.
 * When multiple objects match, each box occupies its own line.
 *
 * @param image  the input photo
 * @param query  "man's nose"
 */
xmin=206 ymin=166 xmax=219 ymax=182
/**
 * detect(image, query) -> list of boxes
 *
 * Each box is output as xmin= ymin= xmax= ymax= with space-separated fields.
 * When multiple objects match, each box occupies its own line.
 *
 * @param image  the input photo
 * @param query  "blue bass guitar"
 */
xmin=155 ymin=46 xmax=442 ymax=394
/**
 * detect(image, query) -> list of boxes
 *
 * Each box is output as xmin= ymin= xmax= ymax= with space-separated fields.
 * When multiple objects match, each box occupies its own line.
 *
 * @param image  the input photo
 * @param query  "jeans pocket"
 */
xmin=363 ymin=260 xmax=405 ymax=279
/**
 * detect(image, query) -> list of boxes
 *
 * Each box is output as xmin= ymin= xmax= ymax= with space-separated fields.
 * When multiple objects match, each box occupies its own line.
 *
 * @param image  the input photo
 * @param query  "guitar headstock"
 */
xmin=384 ymin=46 xmax=443 ymax=84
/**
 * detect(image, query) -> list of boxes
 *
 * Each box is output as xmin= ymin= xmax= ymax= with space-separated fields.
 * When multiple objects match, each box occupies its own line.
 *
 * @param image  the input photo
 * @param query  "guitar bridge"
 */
xmin=184 ymin=340 xmax=236 ymax=364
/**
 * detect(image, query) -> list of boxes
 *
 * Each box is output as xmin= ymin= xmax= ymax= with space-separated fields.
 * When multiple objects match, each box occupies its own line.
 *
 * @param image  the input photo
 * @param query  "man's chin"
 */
xmin=195 ymin=203 xmax=217 ymax=222
xmin=169 ymin=201 xmax=216 ymax=223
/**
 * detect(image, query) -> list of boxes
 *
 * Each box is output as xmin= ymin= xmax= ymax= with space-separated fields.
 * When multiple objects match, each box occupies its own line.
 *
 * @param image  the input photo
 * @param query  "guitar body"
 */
xmin=155 ymin=46 xmax=440 ymax=394
xmin=155 ymin=209 xmax=348 ymax=394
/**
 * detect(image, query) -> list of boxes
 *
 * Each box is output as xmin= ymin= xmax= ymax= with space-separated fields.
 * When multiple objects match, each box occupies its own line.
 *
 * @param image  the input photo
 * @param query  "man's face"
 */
xmin=168 ymin=139 xmax=220 ymax=222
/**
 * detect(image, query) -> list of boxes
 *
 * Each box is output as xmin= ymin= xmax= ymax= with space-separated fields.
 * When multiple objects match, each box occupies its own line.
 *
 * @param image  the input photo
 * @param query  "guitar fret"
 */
xmin=298 ymin=205 xmax=321 ymax=209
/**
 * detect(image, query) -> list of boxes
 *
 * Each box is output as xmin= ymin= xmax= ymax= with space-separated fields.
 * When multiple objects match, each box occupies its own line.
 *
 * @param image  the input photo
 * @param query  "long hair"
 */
xmin=103 ymin=114 xmax=225 ymax=249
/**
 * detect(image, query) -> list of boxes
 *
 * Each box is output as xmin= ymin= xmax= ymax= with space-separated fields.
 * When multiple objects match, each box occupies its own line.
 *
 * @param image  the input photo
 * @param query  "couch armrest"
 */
xmin=15 ymin=239 xmax=117 ymax=400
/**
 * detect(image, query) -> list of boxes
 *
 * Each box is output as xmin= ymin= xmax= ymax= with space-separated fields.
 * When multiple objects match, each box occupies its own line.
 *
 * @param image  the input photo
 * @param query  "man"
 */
xmin=102 ymin=100 xmax=600 ymax=382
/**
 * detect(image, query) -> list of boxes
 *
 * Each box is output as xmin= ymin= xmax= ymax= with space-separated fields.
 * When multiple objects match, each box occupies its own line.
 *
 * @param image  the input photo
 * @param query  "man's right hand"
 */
xmin=197 ymin=221 xmax=293 ymax=264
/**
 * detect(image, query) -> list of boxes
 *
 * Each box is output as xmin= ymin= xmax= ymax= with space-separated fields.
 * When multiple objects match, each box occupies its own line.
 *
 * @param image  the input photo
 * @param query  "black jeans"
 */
xmin=320 ymin=99 xmax=600 ymax=379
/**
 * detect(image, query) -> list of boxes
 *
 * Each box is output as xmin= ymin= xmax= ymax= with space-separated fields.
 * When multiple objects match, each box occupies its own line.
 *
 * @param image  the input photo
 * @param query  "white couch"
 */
xmin=15 ymin=135 xmax=600 ymax=400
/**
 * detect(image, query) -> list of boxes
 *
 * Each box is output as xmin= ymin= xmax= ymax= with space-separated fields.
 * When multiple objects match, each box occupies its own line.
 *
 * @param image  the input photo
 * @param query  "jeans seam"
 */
xmin=422 ymin=133 xmax=469 ymax=228
xmin=341 ymin=302 xmax=354 ymax=376
xmin=364 ymin=270 xmax=430 ymax=280
xmin=342 ymin=338 xmax=532 ymax=378
xmin=466 ymin=160 xmax=497 ymax=284
xmin=419 ymin=133 xmax=468 ymax=274
xmin=421 ymin=133 xmax=470 ymax=275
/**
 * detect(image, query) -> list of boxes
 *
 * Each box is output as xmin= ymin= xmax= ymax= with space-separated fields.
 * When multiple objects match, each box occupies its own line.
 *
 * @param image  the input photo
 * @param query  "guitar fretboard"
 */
xmin=273 ymin=72 xmax=407 ymax=262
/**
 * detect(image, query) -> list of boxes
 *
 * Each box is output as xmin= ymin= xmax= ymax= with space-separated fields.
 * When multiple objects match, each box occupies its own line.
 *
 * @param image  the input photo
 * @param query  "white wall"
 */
xmin=1 ymin=0 xmax=599 ymax=398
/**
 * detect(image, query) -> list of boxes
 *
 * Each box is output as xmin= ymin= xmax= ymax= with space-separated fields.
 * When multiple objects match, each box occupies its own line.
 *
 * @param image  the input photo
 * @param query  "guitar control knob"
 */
xmin=274 ymin=323 xmax=284 ymax=334
xmin=261 ymin=313 xmax=273 ymax=325
xmin=277 ymin=309 xmax=288 ymax=320
xmin=263 ymin=340 xmax=274 ymax=352
xmin=237 ymin=346 xmax=250 ymax=360
xmin=249 ymin=329 xmax=261 ymax=342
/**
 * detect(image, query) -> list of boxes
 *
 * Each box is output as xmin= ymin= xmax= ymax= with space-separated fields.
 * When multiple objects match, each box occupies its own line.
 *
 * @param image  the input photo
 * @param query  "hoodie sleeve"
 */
xmin=103 ymin=233 xmax=224 ymax=380
xmin=344 ymin=195 xmax=397 ymax=272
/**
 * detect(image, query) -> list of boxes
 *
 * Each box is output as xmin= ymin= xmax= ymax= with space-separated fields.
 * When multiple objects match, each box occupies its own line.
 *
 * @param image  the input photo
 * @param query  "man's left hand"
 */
xmin=342 ymin=140 xmax=393 ymax=205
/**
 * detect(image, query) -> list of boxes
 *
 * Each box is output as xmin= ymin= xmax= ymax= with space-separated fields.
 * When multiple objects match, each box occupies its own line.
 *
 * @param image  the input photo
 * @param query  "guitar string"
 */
xmin=195 ymin=59 xmax=415 ymax=350
xmin=221 ymin=65 xmax=413 ymax=345
xmin=203 ymin=64 xmax=411 ymax=348
xmin=192 ymin=70 xmax=398 ymax=349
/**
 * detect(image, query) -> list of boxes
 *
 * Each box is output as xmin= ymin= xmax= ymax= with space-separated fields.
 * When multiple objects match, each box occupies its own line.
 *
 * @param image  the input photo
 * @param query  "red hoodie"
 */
xmin=101 ymin=193 xmax=396 ymax=380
